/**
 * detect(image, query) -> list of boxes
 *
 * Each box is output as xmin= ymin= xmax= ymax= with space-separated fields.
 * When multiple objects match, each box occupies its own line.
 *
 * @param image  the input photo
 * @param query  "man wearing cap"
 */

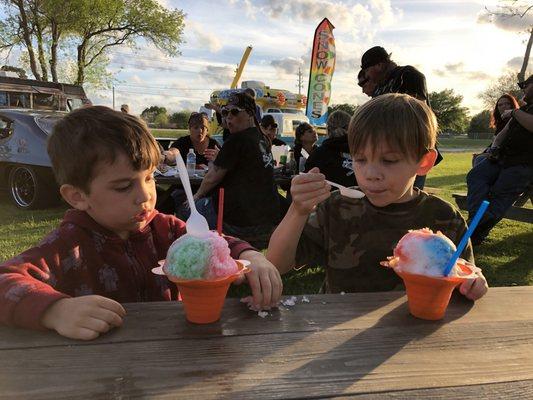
xmin=466 ymin=74 xmax=533 ymax=245
xmin=193 ymin=92 xmax=280 ymax=245
xmin=360 ymin=46 xmax=428 ymax=103
xmin=360 ymin=45 xmax=438 ymax=189
xmin=357 ymin=69 xmax=376 ymax=98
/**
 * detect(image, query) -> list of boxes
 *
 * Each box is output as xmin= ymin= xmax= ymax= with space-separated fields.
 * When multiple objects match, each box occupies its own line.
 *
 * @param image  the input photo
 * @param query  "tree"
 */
xmin=0 ymin=0 xmax=185 ymax=87
xmin=428 ymin=89 xmax=470 ymax=134
xmin=169 ymin=111 xmax=192 ymax=129
xmin=154 ymin=111 xmax=169 ymax=128
xmin=479 ymin=71 xmax=523 ymax=109
xmin=1 ymin=65 xmax=27 ymax=78
xmin=468 ymin=110 xmax=494 ymax=139
xmin=328 ymin=103 xmax=357 ymax=116
xmin=485 ymin=1 xmax=532 ymax=82
xmin=141 ymin=105 xmax=167 ymax=124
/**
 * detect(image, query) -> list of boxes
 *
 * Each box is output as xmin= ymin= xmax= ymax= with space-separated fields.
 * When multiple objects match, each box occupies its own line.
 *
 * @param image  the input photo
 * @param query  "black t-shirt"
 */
xmin=169 ymin=136 xmax=220 ymax=166
xmin=373 ymin=65 xmax=429 ymax=104
xmin=305 ymin=136 xmax=357 ymax=188
xmin=214 ymin=127 xmax=280 ymax=227
xmin=294 ymin=143 xmax=318 ymax=171
xmin=500 ymin=103 xmax=533 ymax=166
xmin=272 ymin=137 xmax=287 ymax=146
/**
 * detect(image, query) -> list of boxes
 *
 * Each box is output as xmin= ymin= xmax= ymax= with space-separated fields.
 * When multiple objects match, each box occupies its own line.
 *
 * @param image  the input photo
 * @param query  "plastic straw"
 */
xmin=217 ymin=188 xmax=224 ymax=235
xmin=443 ymin=200 xmax=490 ymax=276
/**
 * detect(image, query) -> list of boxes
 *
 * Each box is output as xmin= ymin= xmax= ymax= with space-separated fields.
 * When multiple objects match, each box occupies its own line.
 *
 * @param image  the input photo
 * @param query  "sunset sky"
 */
xmin=12 ymin=0 xmax=533 ymax=116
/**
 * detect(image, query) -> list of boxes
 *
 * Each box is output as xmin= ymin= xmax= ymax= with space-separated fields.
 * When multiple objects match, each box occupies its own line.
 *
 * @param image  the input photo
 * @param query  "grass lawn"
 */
xmin=0 ymin=151 xmax=531 ymax=297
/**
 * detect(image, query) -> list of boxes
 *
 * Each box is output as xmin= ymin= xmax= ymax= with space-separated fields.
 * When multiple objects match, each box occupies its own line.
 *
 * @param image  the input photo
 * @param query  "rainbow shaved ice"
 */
xmin=163 ymin=231 xmax=238 ymax=280
xmin=390 ymin=228 xmax=464 ymax=277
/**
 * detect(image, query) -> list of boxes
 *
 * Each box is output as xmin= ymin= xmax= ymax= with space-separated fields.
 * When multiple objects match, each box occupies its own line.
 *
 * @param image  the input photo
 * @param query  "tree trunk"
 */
xmin=50 ymin=21 xmax=59 ymax=82
xmin=14 ymin=0 xmax=41 ymax=80
xmin=76 ymin=40 xmax=87 ymax=85
xmin=34 ymin=20 xmax=49 ymax=81
xmin=518 ymin=28 xmax=533 ymax=83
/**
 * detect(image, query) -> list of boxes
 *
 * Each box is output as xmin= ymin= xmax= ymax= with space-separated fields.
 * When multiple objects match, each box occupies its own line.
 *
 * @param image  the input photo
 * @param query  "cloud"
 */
xmin=187 ymin=21 xmax=223 ymax=53
xmin=230 ymin=0 xmax=400 ymax=36
xmin=270 ymin=57 xmax=304 ymax=74
xmin=506 ymin=55 xmax=532 ymax=70
xmin=433 ymin=62 xmax=491 ymax=81
xmin=199 ymin=65 xmax=235 ymax=84
xmin=477 ymin=4 xmax=533 ymax=32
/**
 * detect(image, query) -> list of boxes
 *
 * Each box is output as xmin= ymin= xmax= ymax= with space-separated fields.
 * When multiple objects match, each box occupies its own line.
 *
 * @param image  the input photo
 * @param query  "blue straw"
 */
xmin=443 ymin=200 xmax=490 ymax=276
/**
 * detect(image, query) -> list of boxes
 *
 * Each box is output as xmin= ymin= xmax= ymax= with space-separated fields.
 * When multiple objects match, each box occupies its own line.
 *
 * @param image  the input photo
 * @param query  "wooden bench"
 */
xmin=453 ymin=184 xmax=533 ymax=223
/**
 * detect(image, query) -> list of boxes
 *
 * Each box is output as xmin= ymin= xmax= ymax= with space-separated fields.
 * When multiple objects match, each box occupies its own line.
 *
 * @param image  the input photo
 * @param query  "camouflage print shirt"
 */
xmin=295 ymin=190 xmax=474 ymax=293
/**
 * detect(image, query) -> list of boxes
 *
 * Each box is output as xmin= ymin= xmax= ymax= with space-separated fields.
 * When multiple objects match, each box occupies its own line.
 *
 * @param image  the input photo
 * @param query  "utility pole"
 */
xmin=112 ymin=86 xmax=115 ymax=110
xmin=297 ymin=67 xmax=304 ymax=95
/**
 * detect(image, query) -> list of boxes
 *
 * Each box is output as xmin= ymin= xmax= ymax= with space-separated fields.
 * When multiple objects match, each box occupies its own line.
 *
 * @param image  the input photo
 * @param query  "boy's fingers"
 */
xmin=81 ymin=317 xmax=113 ymax=334
xmin=97 ymin=297 xmax=126 ymax=317
xmin=74 ymin=327 xmax=101 ymax=341
xmin=459 ymin=279 xmax=475 ymax=296
xmin=293 ymin=187 xmax=330 ymax=202
xmin=258 ymin=271 xmax=273 ymax=308
xmin=246 ymin=272 xmax=263 ymax=308
xmin=92 ymin=308 xmax=124 ymax=327
xmin=270 ymin=270 xmax=283 ymax=306
xmin=291 ymin=180 xmax=328 ymax=194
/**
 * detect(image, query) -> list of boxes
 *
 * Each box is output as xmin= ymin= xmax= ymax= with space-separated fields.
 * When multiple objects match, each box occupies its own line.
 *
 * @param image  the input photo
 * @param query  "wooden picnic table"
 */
xmin=1 ymin=287 xmax=532 ymax=399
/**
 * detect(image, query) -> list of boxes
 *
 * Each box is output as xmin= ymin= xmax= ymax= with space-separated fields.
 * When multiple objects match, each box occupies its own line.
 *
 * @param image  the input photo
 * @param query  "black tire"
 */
xmin=8 ymin=165 xmax=60 ymax=209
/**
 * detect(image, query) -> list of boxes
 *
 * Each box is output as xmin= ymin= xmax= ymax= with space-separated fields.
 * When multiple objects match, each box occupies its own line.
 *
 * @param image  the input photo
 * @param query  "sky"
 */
xmin=9 ymin=0 xmax=533 ymax=116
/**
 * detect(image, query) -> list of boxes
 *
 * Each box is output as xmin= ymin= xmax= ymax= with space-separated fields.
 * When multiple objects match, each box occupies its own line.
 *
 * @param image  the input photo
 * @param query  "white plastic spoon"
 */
xmin=175 ymin=151 xmax=210 ymax=236
xmin=325 ymin=180 xmax=365 ymax=199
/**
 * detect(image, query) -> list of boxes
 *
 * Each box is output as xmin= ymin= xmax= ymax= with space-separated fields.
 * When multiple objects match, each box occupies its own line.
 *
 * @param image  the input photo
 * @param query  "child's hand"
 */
xmin=204 ymin=147 xmax=219 ymax=162
xmin=290 ymin=167 xmax=331 ymax=215
xmin=235 ymin=250 xmax=283 ymax=310
xmin=41 ymin=296 xmax=126 ymax=340
xmin=459 ymin=266 xmax=489 ymax=301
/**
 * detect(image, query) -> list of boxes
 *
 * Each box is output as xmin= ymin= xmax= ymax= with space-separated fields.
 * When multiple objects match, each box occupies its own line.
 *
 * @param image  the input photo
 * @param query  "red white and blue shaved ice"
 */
xmin=163 ymin=231 xmax=238 ymax=280
xmin=393 ymin=228 xmax=459 ymax=277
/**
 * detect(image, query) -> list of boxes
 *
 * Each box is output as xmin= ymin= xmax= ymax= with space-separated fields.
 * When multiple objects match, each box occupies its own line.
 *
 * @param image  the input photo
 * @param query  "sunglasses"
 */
xmin=221 ymin=107 xmax=244 ymax=117
xmin=263 ymin=123 xmax=278 ymax=130
xmin=358 ymin=78 xmax=369 ymax=88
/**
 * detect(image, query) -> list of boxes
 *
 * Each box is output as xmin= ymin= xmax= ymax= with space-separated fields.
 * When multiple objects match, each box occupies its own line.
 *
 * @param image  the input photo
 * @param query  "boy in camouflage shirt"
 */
xmin=268 ymin=94 xmax=488 ymax=300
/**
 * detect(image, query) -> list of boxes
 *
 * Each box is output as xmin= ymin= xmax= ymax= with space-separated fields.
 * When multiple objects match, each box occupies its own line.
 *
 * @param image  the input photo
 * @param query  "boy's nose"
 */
xmin=136 ymin=183 xmax=153 ymax=204
xmin=363 ymin=164 xmax=383 ymax=181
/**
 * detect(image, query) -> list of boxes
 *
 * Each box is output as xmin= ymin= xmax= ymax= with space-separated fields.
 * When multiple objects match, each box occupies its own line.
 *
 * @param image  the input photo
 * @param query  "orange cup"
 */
xmin=394 ymin=262 xmax=473 ymax=320
xmin=168 ymin=261 xmax=248 ymax=324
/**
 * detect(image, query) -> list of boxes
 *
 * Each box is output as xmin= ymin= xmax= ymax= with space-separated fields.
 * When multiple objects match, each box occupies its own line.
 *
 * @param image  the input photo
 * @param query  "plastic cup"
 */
xmin=394 ymin=262 xmax=473 ymax=320
xmin=168 ymin=261 xmax=248 ymax=324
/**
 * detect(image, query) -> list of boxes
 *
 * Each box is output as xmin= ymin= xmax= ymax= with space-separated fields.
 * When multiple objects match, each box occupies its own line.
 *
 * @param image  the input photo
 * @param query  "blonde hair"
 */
xmin=348 ymin=93 xmax=437 ymax=161
xmin=327 ymin=110 xmax=351 ymax=138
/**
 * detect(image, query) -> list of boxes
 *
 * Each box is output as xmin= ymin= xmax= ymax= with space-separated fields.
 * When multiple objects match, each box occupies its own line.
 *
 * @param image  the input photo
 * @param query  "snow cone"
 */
xmin=162 ymin=231 xmax=248 ymax=323
xmin=383 ymin=228 xmax=479 ymax=320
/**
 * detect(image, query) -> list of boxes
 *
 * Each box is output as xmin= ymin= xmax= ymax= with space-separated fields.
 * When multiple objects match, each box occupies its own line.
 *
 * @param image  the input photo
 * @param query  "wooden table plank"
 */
xmin=1 ymin=287 xmax=532 ymax=399
xmin=1 ymin=287 xmax=532 ymax=350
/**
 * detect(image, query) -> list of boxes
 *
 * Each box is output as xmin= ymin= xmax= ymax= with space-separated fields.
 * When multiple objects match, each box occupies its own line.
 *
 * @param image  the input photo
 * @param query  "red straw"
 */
xmin=217 ymin=187 xmax=224 ymax=235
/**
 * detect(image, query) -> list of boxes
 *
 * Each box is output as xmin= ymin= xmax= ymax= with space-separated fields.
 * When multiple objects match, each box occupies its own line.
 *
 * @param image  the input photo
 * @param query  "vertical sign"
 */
xmin=306 ymin=18 xmax=336 ymax=126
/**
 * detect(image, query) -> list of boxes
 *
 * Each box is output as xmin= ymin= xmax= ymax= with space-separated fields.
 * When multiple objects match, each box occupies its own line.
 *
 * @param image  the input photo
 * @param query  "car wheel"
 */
xmin=8 ymin=165 xmax=60 ymax=209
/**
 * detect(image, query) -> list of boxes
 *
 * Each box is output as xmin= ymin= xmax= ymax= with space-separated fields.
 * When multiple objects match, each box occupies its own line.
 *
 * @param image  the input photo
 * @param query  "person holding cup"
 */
xmin=267 ymin=93 xmax=488 ymax=300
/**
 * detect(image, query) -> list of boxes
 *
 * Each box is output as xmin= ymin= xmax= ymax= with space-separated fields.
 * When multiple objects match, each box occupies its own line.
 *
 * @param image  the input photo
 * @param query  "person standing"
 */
xmin=360 ymin=45 xmax=440 ymax=189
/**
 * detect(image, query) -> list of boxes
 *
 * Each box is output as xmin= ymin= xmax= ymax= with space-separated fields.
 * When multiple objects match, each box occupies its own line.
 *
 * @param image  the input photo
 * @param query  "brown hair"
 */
xmin=490 ymin=93 xmax=519 ymax=134
xmin=327 ymin=110 xmax=351 ymax=138
xmin=47 ymin=105 xmax=161 ymax=193
xmin=348 ymin=93 xmax=437 ymax=161
xmin=294 ymin=122 xmax=313 ymax=145
xmin=188 ymin=111 xmax=209 ymax=127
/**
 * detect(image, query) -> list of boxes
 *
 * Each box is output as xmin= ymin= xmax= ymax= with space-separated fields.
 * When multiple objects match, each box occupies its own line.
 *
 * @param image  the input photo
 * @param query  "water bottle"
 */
xmin=186 ymin=148 xmax=196 ymax=175
xmin=298 ymin=155 xmax=306 ymax=173
xmin=287 ymin=150 xmax=296 ymax=174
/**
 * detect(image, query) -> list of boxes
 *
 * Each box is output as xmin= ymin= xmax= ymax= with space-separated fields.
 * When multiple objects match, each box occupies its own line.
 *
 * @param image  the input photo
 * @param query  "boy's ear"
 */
xmin=59 ymin=184 xmax=90 ymax=211
xmin=416 ymin=149 xmax=438 ymax=175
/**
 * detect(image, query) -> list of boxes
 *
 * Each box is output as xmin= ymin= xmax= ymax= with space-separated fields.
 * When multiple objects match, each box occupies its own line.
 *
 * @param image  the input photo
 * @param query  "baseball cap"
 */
xmin=226 ymin=92 xmax=257 ymax=115
xmin=361 ymin=46 xmax=390 ymax=69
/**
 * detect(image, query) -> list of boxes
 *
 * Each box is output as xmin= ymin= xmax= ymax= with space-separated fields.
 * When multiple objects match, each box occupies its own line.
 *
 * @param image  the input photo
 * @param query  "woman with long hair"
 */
xmin=490 ymin=93 xmax=520 ymax=135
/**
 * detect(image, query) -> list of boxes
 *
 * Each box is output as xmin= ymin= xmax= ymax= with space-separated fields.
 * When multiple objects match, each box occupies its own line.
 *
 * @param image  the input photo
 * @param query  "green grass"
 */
xmin=0 ymin=152 xmax=531 ymax=295
xmin=437 ymin=136 xmax=492 ymax=149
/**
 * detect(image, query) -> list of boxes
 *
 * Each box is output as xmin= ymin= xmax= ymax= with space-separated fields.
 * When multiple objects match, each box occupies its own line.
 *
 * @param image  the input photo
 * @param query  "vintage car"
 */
xmin=0 ymin=109 xmax=65 ymax=209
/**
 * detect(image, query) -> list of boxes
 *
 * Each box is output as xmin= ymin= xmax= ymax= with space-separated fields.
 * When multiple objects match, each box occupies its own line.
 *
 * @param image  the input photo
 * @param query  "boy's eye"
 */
xmin=383 ymin=159 xmax=399 ymax=164
xmin=115 ymin=184 xmax=132 ymax=192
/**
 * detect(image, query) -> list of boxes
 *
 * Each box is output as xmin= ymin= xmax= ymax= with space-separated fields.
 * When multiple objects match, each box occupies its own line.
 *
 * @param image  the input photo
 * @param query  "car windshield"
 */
xmin=34 ymin=114 xmax=63 ymax=136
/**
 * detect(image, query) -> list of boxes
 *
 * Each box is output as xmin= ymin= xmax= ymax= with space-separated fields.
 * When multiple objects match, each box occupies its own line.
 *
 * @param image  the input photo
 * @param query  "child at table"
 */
xmin=267 ymin=93 xmax=488 ymax=300
xmin=0 ymin=106 xmax=282 ymax=340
